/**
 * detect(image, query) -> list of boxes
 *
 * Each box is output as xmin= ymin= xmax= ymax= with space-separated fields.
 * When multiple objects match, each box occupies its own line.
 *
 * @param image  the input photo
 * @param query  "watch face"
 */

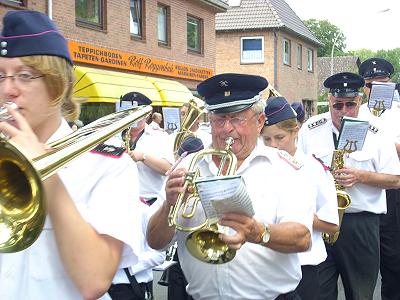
xmin=262 ymin=225 xmax=270 ymax=243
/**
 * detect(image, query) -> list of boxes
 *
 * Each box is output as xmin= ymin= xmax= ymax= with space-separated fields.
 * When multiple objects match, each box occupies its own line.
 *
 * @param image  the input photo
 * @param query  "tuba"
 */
xmin=168 ymin=137 xmax=238 ymax=264
xmin=0 ymin=105 xmax=152 ymax=253
xmin=322 ymin=149 xmax=352 ymax=244
xmin=173 ymin=99 xmax=205 ymax=160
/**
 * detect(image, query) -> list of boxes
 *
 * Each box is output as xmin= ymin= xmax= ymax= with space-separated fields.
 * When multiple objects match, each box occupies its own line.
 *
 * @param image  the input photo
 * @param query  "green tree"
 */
xmin=304 ymin=19 xmax=346 ymax=57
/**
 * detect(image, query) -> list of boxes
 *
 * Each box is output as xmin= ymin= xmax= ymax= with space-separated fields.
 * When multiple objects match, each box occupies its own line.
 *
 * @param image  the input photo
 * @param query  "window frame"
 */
xmin=307 ymin=48 xmax=314 ymax=72
xmin=130 ymin=0 xmax=146 ymax=39
xmin=240 ymin=36 xmax=264 ymax=64
xmin=0 ymin=0 xmax=26 ymax=7
xmin=157 ymin=3 xmax=170 ymax=47
xmin=75 ymin=0 xmax=106 ymax=31
xmin=283 ymin=38 xmax=291 ymax=66
xmin=187 ymin=15 xmax=203 ymax=54
xmin=297 ymin=44 xmax=302 ymax=70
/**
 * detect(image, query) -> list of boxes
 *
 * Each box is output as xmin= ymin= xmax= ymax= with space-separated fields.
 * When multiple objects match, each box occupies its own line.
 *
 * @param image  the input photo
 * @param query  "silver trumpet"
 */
xmin=0 ymin=102 xmax=18 ymax=121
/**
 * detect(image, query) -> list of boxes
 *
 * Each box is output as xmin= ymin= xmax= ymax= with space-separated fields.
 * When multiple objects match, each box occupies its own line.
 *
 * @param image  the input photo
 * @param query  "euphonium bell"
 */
xmin=168 ymin=137 xmax=238 ymax=264
xmin=0 ymin=105 xmax=152 ymax=253
xmin=322 ymin=149 xmax=352 ymax=244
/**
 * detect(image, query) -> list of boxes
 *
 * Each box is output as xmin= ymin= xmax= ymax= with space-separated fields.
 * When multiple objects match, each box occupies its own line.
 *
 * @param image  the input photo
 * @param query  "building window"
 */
xmin=297 ymin=44 xmax=302 ymax=69
xmin=158 ymin=4 xmax=170 ymax=45
xmin=0 ymin=0 xmax=25 ymax=6
xmin=76 ymin=0 xmax=104 ymax=28
xmin=187 ymin=16 xmax=202 ymax=53
xmin=130 ymin=0 xmax=144 ymax=38
xmin=307 ymin=48 xmax=314 ymax=72
xmin=283 ymin=38 xmax=291 ymax=65
xmin=241 ymin=36 xmax=264 ymax=64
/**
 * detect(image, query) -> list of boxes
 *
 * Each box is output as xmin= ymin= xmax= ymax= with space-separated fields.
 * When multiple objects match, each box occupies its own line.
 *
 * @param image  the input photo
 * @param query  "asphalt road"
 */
xmin=152 ymin=271 xmax=382 ymax=300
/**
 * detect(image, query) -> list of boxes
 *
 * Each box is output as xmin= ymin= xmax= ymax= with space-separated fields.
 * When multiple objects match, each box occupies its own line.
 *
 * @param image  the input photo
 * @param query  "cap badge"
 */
xmin=219 ymin=80 xmax=228 ymax=87
xmin=224 ymin=90 xmax=231 ymax=97
xmin=372 ymin=61 xmax=377 ymax=65
xmin=343 ymin=82 xmax=348 ymax=87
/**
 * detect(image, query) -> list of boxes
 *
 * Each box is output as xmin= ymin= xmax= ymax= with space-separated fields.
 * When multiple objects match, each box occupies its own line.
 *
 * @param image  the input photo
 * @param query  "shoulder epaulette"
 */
xmin=278 ymin=150 xmax=303 ymax=170
xmin=308 ymin=118 xmax=327 ymax=130
xmin=91 ymin=143 xmax=125 ymax=158
xmin=368 ymin=124 xmax=379 ymax=134
xmin=312 ymin=154 xmax=332 ymax=172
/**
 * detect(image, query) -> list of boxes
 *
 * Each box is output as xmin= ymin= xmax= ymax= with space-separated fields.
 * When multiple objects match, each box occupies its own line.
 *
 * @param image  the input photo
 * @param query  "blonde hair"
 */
xmin=20 ymin=55 xmax=80 ymax=121
xmin=274 ymin=118 xmax=299 ymax=133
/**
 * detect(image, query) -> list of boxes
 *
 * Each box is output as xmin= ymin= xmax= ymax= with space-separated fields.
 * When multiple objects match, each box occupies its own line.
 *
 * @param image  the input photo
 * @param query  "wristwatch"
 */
xmin=259 ymin=223 xmax=271 ymax=245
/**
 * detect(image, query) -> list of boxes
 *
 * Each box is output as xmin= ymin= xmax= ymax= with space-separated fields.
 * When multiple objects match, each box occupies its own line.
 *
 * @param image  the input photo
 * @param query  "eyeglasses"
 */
xmin=332 ymin=101 xmax=358 ymax=110
xmin=0 ymin=71 xmax=45 ymax=85
xmin=210 ymin=114 xmax=257 ymax=128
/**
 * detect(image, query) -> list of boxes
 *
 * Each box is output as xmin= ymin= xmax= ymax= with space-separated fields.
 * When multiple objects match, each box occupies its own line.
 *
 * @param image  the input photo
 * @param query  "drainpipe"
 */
xmin=273 ymin=30 xmax=278 ymax=90
xmin=47 ymin=0 xmax=53 ymax=19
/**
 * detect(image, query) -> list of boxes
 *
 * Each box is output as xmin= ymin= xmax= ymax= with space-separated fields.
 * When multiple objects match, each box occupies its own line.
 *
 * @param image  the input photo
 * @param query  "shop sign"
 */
xmin=68 ymin=41 xmax=213 ymax=81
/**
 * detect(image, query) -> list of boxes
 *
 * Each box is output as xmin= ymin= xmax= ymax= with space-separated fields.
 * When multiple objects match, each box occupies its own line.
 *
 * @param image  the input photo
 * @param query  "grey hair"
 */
xmin=251 ymin=99 xmax=266 ymax=114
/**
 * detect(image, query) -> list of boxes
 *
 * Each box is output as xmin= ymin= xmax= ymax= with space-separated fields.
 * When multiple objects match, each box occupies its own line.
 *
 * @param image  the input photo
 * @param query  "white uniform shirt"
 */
xmin=294 ymin=149 xmax=339 ymax=266
xmin=135 ymin=125 xmax=174 ymax=199
xmin=0 ymin=120 xmax=143 ymax=300
xmin=359 ymin=102 xmax=400 ymax=144
xmin=152 ymin=140 xmax=315 ymax=300
xmin=298 ymin=112 xmax=400 ymax=214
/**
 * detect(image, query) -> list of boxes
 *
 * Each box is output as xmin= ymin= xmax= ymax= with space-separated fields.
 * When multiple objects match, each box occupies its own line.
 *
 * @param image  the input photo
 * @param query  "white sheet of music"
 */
xmin=337 ymin=117 xmax=369 ymax=152
xmin=368 ymin=82 xmax=396 ymax=110
xmin=195 ymin=175 xmax=254 ymax=224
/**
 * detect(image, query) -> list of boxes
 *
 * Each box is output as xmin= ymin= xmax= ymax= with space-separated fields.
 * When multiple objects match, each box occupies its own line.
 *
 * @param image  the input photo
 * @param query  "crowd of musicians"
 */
xmin=0 ymin=10 xmax=399 ymax=300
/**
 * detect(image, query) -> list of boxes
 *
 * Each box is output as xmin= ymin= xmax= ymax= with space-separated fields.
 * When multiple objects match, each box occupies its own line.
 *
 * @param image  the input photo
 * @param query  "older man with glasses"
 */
xmin=298 ymin=72 xmax=400 ymax=300
xmin=147 ymin=73 xmax=315 ymax=300
xmin=358 ymin=58 xmax=400 ymax=300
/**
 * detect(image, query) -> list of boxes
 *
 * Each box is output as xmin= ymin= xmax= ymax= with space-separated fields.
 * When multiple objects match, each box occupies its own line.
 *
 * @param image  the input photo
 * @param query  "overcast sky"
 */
xmin=284 ymin=0 xmax=399 ymax=51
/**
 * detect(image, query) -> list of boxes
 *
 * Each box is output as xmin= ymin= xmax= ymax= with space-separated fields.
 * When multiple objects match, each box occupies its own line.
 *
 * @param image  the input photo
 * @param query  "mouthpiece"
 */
xmin=0 ymin=102 xmax=18 ymax=121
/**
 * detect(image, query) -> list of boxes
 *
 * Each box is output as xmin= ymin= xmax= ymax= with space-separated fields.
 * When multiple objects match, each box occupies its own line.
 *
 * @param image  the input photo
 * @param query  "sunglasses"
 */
xmin=332 ymin=101 xmax=358 ymax=110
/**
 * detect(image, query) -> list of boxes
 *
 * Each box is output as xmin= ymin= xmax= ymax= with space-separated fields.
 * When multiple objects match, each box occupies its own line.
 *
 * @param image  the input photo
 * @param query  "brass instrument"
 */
xmin=168 ymin=137 xmax=238 ymax=264
xmin=322 ymin=149 xmax=352 ymax=244
xmin=0 ymin=102 xmax=18 ymax=121
xmin=173 ymin=98 xmax=205 ymax=160
xmin=0 ymin=105 xmax=152 ymax=253
xmin=266 ymin=84 xmax=282 ymax=98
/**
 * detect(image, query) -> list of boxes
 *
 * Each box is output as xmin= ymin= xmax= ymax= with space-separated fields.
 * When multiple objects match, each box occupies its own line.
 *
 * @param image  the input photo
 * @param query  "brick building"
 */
xmin=0 ymin=0 xmax=227 ymax=122
xmin=216 ymin=0 xmax=322 ymax=118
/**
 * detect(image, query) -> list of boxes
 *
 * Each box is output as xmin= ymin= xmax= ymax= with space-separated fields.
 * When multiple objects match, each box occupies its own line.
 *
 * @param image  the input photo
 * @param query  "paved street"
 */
xmin=152 ymin=271 xmax=382 ymax=300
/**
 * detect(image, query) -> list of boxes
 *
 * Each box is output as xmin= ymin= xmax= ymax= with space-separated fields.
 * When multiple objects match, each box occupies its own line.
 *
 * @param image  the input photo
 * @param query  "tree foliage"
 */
xmin=304 ymin=19 xmax=346 ymax=57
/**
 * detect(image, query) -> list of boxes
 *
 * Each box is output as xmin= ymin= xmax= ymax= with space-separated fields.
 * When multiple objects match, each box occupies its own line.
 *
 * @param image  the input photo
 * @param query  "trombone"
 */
xmin=0 ymin=105 xmax=152 ymax=253
xmin=168 ymin=137 xmax=238 ymax=264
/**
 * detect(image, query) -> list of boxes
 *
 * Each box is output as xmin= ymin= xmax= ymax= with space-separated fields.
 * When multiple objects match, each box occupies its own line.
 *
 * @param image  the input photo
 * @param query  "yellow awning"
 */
xmin=73 ymin=66 xmax=194 ymax=107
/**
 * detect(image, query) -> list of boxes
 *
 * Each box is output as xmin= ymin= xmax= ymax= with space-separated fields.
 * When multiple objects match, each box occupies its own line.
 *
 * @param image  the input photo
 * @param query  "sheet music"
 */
xmin=368 ymin=81 xmax=396 ymax=110
xmin=195 ymin=175 xmax=254 ymax=224
xmin=337 ymin=117 xmax=369 ymax=152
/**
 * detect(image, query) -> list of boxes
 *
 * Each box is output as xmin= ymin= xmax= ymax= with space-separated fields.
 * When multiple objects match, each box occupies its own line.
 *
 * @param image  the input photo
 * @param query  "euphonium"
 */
xmin=0 ymin=105 xmax=152 ymax=253
xmin=168 ymin=137 xmax=237 ymax=264
xmin=322 ymin=149 xmax=352 ymax=244
xmin=173 ymin=98 xmax=205 ymax=159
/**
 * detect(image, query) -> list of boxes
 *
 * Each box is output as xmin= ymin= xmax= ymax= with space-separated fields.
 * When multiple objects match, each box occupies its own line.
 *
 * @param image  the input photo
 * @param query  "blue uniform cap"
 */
xmin=291 ymin=102 xmax=305 ymax=122
xmin=197 ymin=73 xmax=268 ymax=114
xmin=120 ymin=92 xmax=152 ymax=106
xmin=0 ymin=10 xmax=72 ymax=65
xmin=359 ymin=58 xmax=394 ymax=79
xmin=178 ymin=136 xmax=204 ymax=156
xmin=264 ymin=96 xmax=297 ymax=126
xmin=324 ymin=72 xmax=365 ymax=97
